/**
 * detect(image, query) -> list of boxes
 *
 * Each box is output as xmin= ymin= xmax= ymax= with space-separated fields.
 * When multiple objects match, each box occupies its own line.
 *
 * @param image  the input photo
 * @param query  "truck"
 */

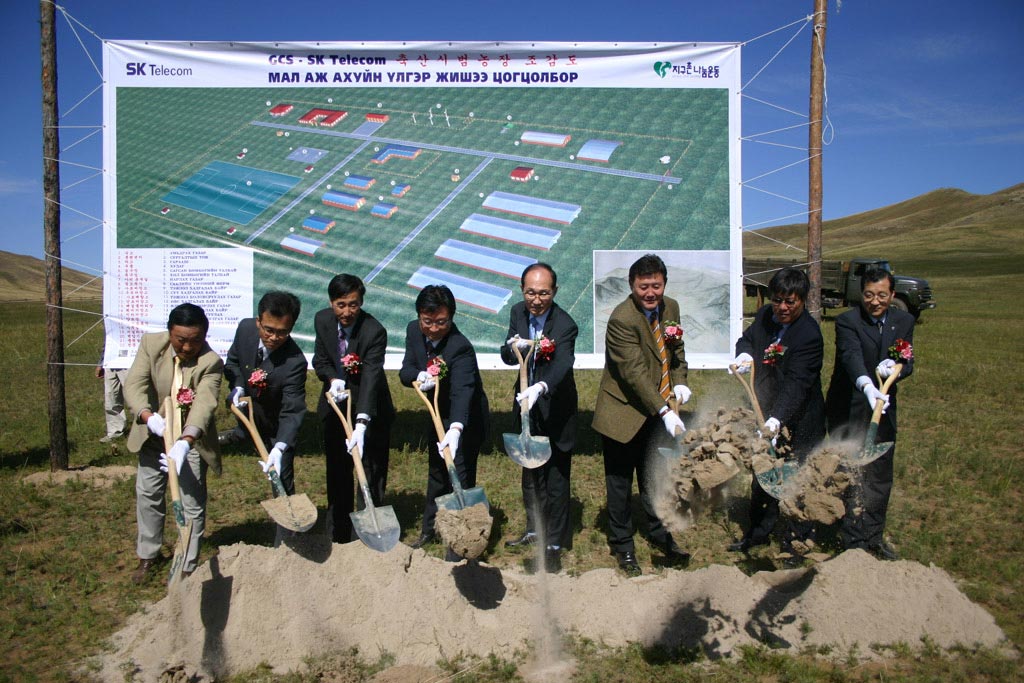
xmin=742 ymin=257 xmax=937 ymax=320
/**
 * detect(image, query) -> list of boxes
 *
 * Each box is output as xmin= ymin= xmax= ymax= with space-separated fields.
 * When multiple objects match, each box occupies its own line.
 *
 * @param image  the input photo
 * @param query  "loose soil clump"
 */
xmin=435 ymin=503 xmax=492 ymax=559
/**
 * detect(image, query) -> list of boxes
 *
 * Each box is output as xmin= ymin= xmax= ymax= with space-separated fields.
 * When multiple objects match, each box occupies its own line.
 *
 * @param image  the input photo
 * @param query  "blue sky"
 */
xmin=2 ymin=0 xmax=1021 ymax=276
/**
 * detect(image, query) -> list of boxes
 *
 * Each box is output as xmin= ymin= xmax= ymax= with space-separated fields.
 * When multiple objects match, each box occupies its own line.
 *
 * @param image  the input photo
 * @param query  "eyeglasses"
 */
xmin=862 ymin=292 xmax=891 ymax=302
xmin=770 ymin=297 xmax=800 ymax=307
xmin=523 ymin=289 xmax=553 ymax=299
xmin=257 ymin=320 xmax=292 ymax=339
xmin=418 ymin=317 xmax=451 ymax=329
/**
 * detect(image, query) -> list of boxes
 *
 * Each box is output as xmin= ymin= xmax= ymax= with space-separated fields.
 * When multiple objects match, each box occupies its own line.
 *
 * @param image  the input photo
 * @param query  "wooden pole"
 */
xmin=41 ymin=0 xmax=69 ymax=470
xmin=807 ymin=0 xmax=828 ymax=322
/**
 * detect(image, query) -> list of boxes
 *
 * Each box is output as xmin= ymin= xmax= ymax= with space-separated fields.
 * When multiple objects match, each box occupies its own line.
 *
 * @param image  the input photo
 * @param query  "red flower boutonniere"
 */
xmin=535 ymin=335 xmax=556 ymax=361
xmin=175 ymin=387 xmax=195 ymax=418
xmin=763 ymin=342 xmax=786 ymax=366
xmin=341 ymin=353 xmax=362 ymax=375
xmin=889 ymin=338 xmax=913 ymax=362
xmin=662 ymin=320 xmax=683 ymax=346
xmin=427 ymin=356 xmax=449 ymax=380
xmin=248 ymin=368 xmax=269 ymax=396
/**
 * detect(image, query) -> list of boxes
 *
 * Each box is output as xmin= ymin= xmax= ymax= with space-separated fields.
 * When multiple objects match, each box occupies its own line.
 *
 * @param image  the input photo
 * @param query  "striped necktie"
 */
xmin=170 ymin=355 xmax=183 ymax=438
xmin=651 ymin=313 xmax=671 ymax=401
xmin=337 ymin=327 xmax=348 ymax=360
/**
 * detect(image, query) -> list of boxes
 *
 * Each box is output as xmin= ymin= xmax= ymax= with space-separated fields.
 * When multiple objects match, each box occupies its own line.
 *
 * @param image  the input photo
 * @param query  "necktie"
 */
xmin=651 ymin=313 xmax=671 ymax=401
xmin=255 ymin=346 xmax=264 ymax=367
xmin=425 ymin=337 xmax=436 ymax=360
xmin=529 ymin=316 xmax=541 ymax=340
xmin=170 ymin=355 xmax=183 ymax=438
xmin=337 ymin=327 xmax=348 ymax=360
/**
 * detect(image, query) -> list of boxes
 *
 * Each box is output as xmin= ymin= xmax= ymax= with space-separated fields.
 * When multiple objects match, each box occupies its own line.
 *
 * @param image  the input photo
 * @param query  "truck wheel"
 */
xmin=890 ymin=297 xmax=909 ymax=313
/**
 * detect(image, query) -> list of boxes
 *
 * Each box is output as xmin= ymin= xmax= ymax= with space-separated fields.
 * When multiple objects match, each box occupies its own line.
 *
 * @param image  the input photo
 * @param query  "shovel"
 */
xmin=502 ymin=340 xmax=552 ymax=469
xmin=325 ymin=391 xmax=401 ymax=552
xmin=161 ymin=397 xmax=192 ymax=588
xmin=412 ymin=379 xmax=489 ymax=511
xmin=229 ymin=400 xmax=317 ymax=533
xmin=729 ymin=363 xmax=799 ymax=500
xmin=842 ymin=363 xmax=903 ymax=467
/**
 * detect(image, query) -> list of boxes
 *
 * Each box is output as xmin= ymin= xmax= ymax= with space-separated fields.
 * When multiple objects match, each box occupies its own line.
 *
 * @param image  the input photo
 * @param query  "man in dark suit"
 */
xmin=399 ymin=284 xmax=489 ymax=551
xmin=825 ymin=267 xmax=915 ymax=560
xmin=729 ymin=268 xmax=825 ymax=555
xmin=592 ymin=254 xmax=692 ymax=575
xmin=500 ymin=263 xmax=578 ymax=573
xmin=313 ymin=274 xmax=395 ymax=544
xmin=124 ymin=303 xmax=223 ymax=583
xmin=223 ymin=291 xmax=307 ymax=503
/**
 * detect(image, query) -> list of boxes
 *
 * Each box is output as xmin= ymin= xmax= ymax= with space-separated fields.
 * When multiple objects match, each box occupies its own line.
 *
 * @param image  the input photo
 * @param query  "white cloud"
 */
xmin=0 ymin=177 xmax=38 ymax=195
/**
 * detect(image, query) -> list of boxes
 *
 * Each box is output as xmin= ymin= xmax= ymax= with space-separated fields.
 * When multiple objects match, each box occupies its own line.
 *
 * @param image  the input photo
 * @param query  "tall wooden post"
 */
xmin=807 ymin=0 xmax=828 ymax=321
xmin=42 ymin=0 xmax=69 ymax=470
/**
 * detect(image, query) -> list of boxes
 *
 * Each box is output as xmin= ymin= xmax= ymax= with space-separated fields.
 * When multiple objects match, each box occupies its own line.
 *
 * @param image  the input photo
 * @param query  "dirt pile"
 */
xmin=778 ymin=447 xmax=853 ymax=525
xmin=23 ymin=465 xmax=136 ymax=488
xmin=435 ymin=503 xmax=492 ymax=559
xmin=88 ymin=541 xmax=1007 ymax=682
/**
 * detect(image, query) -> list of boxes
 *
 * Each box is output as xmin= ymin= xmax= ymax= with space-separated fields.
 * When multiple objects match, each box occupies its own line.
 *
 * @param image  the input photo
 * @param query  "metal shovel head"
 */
xmin=503 ymin=431 xmax=552 ymax=469
xmin=260 ymin=492 xmax=318 ymax=533
xmin=350 ymin=506 xmax=401 ymax=553
xmin=167 ymin=519 xmax=192 ymax=587
xmin=754 ymin=460 xmax=801 ymax=500
xmin=844 ymin=440 xmax=894 ymax=468
xmin=437 ymin=486 xmax=489 ymax=512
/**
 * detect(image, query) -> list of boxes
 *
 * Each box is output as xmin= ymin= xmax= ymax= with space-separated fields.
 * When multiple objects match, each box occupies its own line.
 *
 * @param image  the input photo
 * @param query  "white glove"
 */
xmin=259 ymin=443 xmax=285 ymax=479
xmin=437 ymin=424 xmax=462 ymax=458
xmin=763 ymin=417 xmax=780 ymax=435
xmin=661 ymin=410 xmax=686 ymax=437
xmin=329 ymin=379 xmax=347 ymax=401
xmin=861 ymin=383 xmax=889 ymax=412
xmin=876 ymin=358 xmax=897 ymax=379
xmin=729 ymin=353 xmax=753 ymax=374
xmin=673 ymin=385 xmax=692 ymax=405
xmin=230 ymin=386 xmax=245 ymax=407
xmin=159 ymin=439 xmax=189 ymax=475
xmin=146 ymin=412 xmax=166 ymax=438
xmin=416 ymin=371 xmax=435 ymax=392
xmin=346 ymin=422 xmax=367 ymax=455
xmin=516 ymin=382 xmax=546 ymax=410
xmin=506 ymin=334 xmax=531 ymax=351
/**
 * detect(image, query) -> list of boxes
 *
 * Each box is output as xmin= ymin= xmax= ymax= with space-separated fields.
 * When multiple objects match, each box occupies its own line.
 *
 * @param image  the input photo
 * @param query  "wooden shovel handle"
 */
xmin=161 ymin=397 xmax=184 ymax=505
xmin=412 ymin=379 xmax=458 ymax=467
xmin=325 ymin=391 xmax=372 ymax=486
xmin=729 ymin=362 xmax=766 ymax=425
xmin=229 ymin=399 xmax=271 ymax=464
xmin=512 ymin=339 xmax=536 ymax=414
xmin=870 ymin=363 xmax=903 ymax=424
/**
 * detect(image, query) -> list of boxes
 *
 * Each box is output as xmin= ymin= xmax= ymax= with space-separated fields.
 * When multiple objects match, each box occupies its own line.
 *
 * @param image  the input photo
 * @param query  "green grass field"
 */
xmin=113 ymin=86 xmax=730 ymax=353
xmin=2 ymin=185 xmax=1022 ymax=681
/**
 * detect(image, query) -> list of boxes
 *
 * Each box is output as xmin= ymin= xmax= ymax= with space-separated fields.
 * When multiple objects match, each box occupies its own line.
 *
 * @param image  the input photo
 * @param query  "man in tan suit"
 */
xmin=125 ymin=303 xmax=223 ymax=583
xmin=593 ymin=254 xmax=691 ymax=575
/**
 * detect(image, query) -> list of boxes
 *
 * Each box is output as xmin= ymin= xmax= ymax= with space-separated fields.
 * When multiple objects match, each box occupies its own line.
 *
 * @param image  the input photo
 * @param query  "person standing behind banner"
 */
xmin=592 ymin=253 xmax=692 ymax=576
xmin=124 ymin=303 xmax=223 ymax=583
xmin=825 ymin=267 xmax=915 ymax=561
xmin=500 ymin=263 xmax=578 ymax=573
xmin=399 ymin=284 xmax=489 ymax=554
xmin=313 ymin=274 xmax=395 ymax=544
xmin=96 ymin=341 xmax=129 ymax=444
xmin=222 ymin=291 xmax=307 ymax=521
xmin=728 ymin=267 xmax=825 ymax=557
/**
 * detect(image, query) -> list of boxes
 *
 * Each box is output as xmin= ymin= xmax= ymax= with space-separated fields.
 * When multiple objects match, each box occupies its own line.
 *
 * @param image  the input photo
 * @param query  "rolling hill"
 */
xmin=0 ymin=250 xmax=103 ymax=302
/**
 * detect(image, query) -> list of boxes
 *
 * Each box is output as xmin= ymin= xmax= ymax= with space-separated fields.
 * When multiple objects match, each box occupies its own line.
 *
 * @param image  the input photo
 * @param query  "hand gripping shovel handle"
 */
xmin=325 ymin=392 xmax=380 ymax=520
xmin=229 ymin=399 xmax=289 ymax=499
xmin=161 ymin=397 xmax=187 ymax=525
xmin=860 ymin=363 xmax=904 ymax=454
xmin=511 ymin=339 xmax=536 ymax=410
xmin=413 ymin=379 xmax=468 ymax=508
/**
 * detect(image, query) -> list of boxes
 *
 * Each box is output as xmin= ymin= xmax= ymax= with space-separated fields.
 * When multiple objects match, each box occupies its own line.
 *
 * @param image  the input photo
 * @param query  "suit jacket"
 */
xmin=499 ymin=301 xmax=578 ymax=452
xmin=592 ymin=295 xmax=688 ymax=444
xmin=124 ymin=331 xmax=224 ymax=474
xmin=825 ymin=305 xmax=915 ymax=442
xmin=735 ymin=304 xmax=825 ymax=456
xmin=399 ymin=320 xmax=489 ymax=439
xmin=223 ymin=318 xmax=308 ymax=450
xmin=312 ymin=307 xmax=395 ymax=424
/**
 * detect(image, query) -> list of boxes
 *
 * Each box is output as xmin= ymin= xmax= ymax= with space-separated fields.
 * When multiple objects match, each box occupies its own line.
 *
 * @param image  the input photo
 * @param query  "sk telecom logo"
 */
xmin=653 ymin=61 xmax=671 ymax=78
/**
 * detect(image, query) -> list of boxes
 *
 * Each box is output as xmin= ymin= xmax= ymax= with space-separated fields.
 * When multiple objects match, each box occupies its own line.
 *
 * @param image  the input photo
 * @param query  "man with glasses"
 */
xmin=729 ymin=268 xmax=825 ymax=559
xmin=399 ymin=284 xmax=490 ymax=553
xmin=313 ymin=274 xmax=395 ymax=544
xmin=223 ymin=291 xmax=308 ymax=513
xmin=500 ymin=263 xmax=578 ymax=573
xmin=825 ymin=267 xmax=915 ymax=560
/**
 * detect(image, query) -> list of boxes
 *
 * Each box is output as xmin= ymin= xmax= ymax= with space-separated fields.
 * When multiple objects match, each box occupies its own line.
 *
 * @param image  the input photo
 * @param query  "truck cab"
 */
xmin=845 ymin=258 xmax=936 ymax=319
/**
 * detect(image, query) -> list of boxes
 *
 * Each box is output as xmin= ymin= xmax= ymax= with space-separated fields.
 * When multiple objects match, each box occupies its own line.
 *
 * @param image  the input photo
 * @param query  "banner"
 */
xmin=102 ymin=41 xmax=742 ymax=369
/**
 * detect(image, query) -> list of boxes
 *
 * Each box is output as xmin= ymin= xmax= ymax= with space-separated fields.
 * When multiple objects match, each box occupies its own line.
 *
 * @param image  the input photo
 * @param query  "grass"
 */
xmin=2 ymin=205 xmax=1023 ymax=681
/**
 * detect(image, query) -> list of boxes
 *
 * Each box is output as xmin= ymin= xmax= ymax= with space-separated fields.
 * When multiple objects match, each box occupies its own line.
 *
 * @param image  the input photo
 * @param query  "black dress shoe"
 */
xmin=131 ymin=557 xmax=161 ymax=584
xmin=505 ymin=531 xmax=537 ymax=548
xmin=616 ymin=551 xmax=641 ymax=576
xmin=868 ymin=541 xmax=899 ymax=561
xmin=727 ymin=537 xmax=769 ymax=553
xmin=218 ymin=429 xmax=245 ymax=447
xmin=660 ymin=540 xmax=691 ymax=566
xmin=409 ymin=532 xmax=435 ymax=549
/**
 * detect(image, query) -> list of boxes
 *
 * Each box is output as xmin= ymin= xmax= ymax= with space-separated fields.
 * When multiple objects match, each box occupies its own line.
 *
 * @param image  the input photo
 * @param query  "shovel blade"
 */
xmin=261 ymin=493 xmax=318 ymax=533
xmin=503 ymin=432 xmax=552 ymax=469
xmin=437 ymin=486 xmax=489 ymax=512
xmin=844 ymin=440 xmax=894 ymax=468
xmin=754 ymin=460 xmax=801 ymax=500
xmin=167 ymin=520 xmax=193 ymax=587
xmin=350 ymin=506 xmax=401 ymax=553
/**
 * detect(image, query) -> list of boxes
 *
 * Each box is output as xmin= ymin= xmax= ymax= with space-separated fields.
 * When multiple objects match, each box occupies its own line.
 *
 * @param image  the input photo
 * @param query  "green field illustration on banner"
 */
xmin=115 ymin=86 xmax=729 ymax=354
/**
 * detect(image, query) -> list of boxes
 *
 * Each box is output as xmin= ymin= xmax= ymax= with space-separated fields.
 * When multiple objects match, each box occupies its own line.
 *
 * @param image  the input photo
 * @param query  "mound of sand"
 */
xmin=23 ymin=465 xmax=135 ymax=488
xmin=89 ymin=540 xmax=1007 ymax=682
